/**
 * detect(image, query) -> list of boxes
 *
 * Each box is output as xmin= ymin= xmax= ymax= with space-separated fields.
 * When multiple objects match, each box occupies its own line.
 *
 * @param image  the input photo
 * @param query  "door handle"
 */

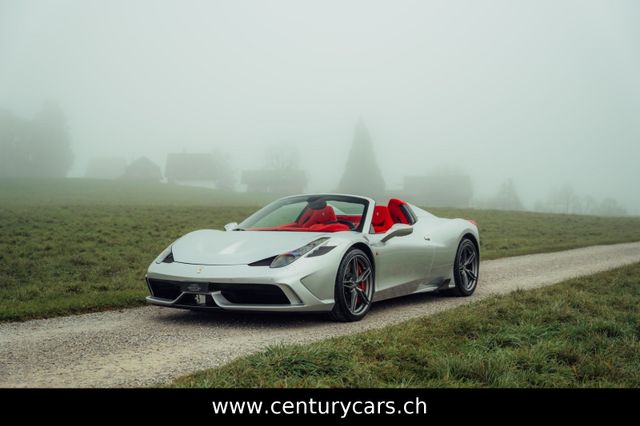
xmin=424 ymin=236 xmax=430 ymax=241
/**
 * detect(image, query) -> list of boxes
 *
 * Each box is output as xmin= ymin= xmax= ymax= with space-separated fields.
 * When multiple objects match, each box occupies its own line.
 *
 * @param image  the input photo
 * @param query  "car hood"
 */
xmin=170 ymin=230 xmax=329 ymax=265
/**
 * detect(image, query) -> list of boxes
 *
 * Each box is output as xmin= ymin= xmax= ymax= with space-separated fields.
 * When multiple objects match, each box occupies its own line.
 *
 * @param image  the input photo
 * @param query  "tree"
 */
xmin=596 ymin=198 xmax=627 ymax=217
xmin=251 ymin=143 xmax=307 ymax=193
xmin=28 ymin=102 xmax=73 ymax=177
xmin=265 ymin=143 xmax=300 ymax=171
xmin=0 ymin=103 xmax=73 ymax=178
xmin=582 ymin=195 xmax=599 ymax=215
xmin=0 ymin=109 xmax=29 ymax=177
xmin=490 ymin=179 xmax=524 ymax=211
xmin=548 ymin=185 xmax=582 ymax=214
xmin=535 ymin=188 xmax=628 ymax=217
xmin=337 ymin=120 xmax=385 ymax=198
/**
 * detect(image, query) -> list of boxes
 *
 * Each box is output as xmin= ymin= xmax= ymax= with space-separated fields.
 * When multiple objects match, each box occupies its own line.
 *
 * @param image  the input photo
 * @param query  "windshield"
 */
xmin=238 ymin=195 xmax=369 ymax=232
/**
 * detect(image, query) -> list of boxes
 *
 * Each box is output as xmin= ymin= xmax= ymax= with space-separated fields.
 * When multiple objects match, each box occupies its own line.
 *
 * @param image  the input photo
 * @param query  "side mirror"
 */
xmin=380 ymin=223 xmax=413 ymax=243
xmin=224 ymin=222 xmax=239 ymax=231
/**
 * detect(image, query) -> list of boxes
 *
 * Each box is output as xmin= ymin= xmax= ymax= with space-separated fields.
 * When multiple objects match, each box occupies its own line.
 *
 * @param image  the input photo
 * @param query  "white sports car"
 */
xmin=146 ymin=194 xmax=479 ymax=321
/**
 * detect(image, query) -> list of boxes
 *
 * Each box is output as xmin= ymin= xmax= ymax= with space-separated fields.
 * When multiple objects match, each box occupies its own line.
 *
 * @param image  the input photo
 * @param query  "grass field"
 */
xmin=2 ymin=178 xmax=640 ymax=322
xmin=174 ymin=263 xmax=640 ymax=388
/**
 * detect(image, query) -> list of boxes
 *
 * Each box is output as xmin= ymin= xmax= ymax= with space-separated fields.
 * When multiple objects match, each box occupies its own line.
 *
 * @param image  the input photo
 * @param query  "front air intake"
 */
xmin=218 ymin=284 xmax=290 ymax=305
xmin=147 ymin=279 xmax=182 ymax=300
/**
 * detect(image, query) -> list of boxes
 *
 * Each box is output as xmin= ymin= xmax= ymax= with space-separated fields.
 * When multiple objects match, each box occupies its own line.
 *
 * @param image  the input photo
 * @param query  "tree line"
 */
xmin=0 ymin=103 xmax=73 ymax=178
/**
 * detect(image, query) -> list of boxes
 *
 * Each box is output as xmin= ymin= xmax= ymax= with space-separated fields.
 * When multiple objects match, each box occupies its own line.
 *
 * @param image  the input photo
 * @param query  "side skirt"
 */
xmin=372 ymin=277 xmax=452 ymax=302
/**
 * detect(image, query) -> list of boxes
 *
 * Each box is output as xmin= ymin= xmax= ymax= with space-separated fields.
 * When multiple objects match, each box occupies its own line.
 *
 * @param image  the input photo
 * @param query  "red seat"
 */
xmin=372 ymin=205 xmax=394 ymax=233
xmin=295 ymin=208 xmax=314 ymax=226
xmin=304 ymin=206 xmax=337 ymax=227
xmin=388 ymin=198 xmax=410 ymax=224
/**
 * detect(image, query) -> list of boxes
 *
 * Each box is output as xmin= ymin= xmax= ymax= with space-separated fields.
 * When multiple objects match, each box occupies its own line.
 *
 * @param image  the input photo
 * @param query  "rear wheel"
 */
xmin=450 ymin=238 xmax=479 ymax=296
xmin=330 ymin=249 xmax=374 ymax=322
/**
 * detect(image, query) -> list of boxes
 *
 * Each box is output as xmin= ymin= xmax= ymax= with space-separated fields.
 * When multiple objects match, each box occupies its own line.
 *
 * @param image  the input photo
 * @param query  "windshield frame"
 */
xmin=238 ymin=194 xmax=372 ymax=233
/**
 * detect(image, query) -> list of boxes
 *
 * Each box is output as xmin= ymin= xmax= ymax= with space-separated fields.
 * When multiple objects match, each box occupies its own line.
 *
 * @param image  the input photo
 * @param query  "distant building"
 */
xmin=241 ymin=169 xmax=307 ymax=194
xmin=165 ymin=153 xmax=218 ymax=185
xmin=404 ymin=174 xmax=473 ymax=208
xmin=121 ymin=156 xmax=162 ymax=181
xmin=85 ymin=157 xmax=127 ymax=179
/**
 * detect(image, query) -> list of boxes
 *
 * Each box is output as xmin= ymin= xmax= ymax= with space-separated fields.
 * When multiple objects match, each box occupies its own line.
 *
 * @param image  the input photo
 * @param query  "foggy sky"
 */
xmin=1 ymin=0 xmax=639 ymax=212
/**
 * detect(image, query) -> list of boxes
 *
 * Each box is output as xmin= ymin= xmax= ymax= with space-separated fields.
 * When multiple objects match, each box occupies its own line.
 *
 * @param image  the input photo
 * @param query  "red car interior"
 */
xmin=335 ymin=215 xmax=362 ymax=226
xmin=371 ymin=205 xmax=394 ymax=233
xmin=294 ymin=209 xmax=314 ymax=227
xmin=387 ymin=198 xmax=410 ymax=224
xmin=247 ymin=198 xmax=412 ymax=233
xmin=304 ymin=206 xmax=337 ymax=227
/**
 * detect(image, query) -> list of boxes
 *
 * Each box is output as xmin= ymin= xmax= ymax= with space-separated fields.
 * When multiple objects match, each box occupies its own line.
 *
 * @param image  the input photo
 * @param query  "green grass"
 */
xmin=1 ymin=178 xmax=640 ymax=322
xmin=173 ymin=263 xmax=640 ymax=388
xmin=429 ymin=207 xmax=640 ymax=259
xmin=0 ymin=205 xmax=253 ymax=320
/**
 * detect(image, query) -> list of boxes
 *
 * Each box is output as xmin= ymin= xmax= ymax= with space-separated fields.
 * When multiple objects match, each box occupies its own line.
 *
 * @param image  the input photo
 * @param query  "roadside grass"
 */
xmin=0 ymin=205 xmax=254 ymax=321
xmin=173 ymin=263 xmax=640 ymax=388
xmin=2 ymin=178 xmax=640 ymax=321
xmin=429 ymin=207 xmax=640 ymax=259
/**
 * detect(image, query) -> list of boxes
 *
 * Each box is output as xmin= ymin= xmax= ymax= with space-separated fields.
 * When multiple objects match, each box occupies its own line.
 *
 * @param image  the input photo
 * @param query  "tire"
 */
xmin=450 ymin=237 xmax=479 ymax=297
xmin=330 ymin=248 xmax=375 ymax=322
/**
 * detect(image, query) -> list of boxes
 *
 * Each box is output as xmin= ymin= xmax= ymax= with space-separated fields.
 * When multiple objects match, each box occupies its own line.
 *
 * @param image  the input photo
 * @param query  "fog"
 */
xmin=1 ymin=0 xmax=639 ymax=213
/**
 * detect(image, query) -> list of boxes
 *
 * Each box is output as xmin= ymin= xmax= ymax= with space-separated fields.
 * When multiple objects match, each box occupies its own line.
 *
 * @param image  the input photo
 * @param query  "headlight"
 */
xmin=155 ymin=245 xmax=174 ymax=264
xmin=270 ymin=237 xmax=330 ymax=268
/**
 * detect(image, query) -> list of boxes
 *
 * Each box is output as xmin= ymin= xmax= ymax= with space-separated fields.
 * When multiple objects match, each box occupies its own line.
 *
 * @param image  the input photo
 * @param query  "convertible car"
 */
xmin=146 ymin=194 xmax=479 ymax=321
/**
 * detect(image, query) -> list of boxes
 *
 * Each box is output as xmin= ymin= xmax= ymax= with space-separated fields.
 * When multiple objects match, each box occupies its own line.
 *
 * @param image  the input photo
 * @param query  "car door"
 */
xmin=369 ymin=219 xmax=435 ymax=301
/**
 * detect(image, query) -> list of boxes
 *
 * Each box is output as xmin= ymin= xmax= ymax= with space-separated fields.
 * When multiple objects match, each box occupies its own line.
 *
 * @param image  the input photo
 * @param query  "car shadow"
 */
xmin=152 ymin=290 xmax=453 ymax=329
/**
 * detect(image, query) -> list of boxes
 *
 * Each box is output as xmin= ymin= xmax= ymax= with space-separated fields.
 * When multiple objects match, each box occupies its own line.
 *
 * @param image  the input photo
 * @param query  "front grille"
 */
xmin=147 ymin=279 xmax=182 ymax=300
xmin=146 ymin=279 xmax=291 ymax=305
xmin=218 ymin=284 xmax=290 ymax=305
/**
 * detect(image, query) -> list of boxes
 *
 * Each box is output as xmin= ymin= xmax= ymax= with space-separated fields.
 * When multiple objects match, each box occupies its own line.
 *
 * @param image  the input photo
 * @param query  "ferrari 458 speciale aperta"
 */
xmin=146 ymin=193 xmax=479 ymax=321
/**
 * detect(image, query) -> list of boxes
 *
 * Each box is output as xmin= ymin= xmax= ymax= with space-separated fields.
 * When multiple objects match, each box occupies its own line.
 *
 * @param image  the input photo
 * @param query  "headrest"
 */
xmin=307 ymin=197 xmax=327 ymax=210
xmin=308 ymin=205 xmax=336 ymax=223
xmin=372 ymin=206 xmax=390 ymax=226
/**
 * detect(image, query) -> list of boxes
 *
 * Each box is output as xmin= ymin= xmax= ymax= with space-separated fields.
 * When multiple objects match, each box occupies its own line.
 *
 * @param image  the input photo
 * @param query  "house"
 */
xmin=121 ymin=156 xmax=162 ymax=181
xmin=165 ymin=153 xmax=218 ymax=186
xmin=403 ymin=174 xmax=473 ymax=208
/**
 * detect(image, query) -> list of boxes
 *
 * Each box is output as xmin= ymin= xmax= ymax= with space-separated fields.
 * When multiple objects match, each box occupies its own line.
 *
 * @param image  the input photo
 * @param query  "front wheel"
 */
xmin=330 ymin=249 xmax=374 ymax=322
xmin=451 ymin=238 xmax=479 ymax=296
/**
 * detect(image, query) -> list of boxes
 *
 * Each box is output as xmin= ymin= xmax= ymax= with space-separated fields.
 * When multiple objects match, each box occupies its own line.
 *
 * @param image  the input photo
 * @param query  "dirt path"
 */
xmin=1 ymin=241 xmax=639 ymax=388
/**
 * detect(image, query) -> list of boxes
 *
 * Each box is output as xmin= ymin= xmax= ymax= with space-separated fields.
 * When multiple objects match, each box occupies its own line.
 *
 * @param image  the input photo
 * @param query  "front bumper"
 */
xmin=145 ymin=260 xmax=339 ymax=312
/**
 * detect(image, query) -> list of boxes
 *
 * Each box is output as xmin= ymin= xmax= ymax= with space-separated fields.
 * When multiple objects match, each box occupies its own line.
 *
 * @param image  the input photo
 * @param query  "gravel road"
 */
xmin=1 ymin=241 xmax=639 ymax=388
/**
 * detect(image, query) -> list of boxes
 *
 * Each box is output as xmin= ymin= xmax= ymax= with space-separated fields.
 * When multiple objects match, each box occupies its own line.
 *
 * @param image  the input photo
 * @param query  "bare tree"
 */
xmin=596 ymin=198 xmax=627 ymax=216
xmin=547 ymin=185 xmax=581 ymax=214
xmin=582 ymin=195 xmax=598 ymax=215
xmin=265 ymin=143 xmax=300 ymax=171
xmin=536 ymin=186 xmax=626 ymax=216
xmin=490 ymin=179 xmax=524 ymax=211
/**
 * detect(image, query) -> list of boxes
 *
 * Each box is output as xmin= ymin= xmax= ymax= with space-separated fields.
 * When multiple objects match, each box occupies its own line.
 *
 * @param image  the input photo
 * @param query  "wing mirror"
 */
xmin=224 ymin=222 xmax=239 ymax=231
xmin=380 ymin=223 xmax=413 ymax=243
